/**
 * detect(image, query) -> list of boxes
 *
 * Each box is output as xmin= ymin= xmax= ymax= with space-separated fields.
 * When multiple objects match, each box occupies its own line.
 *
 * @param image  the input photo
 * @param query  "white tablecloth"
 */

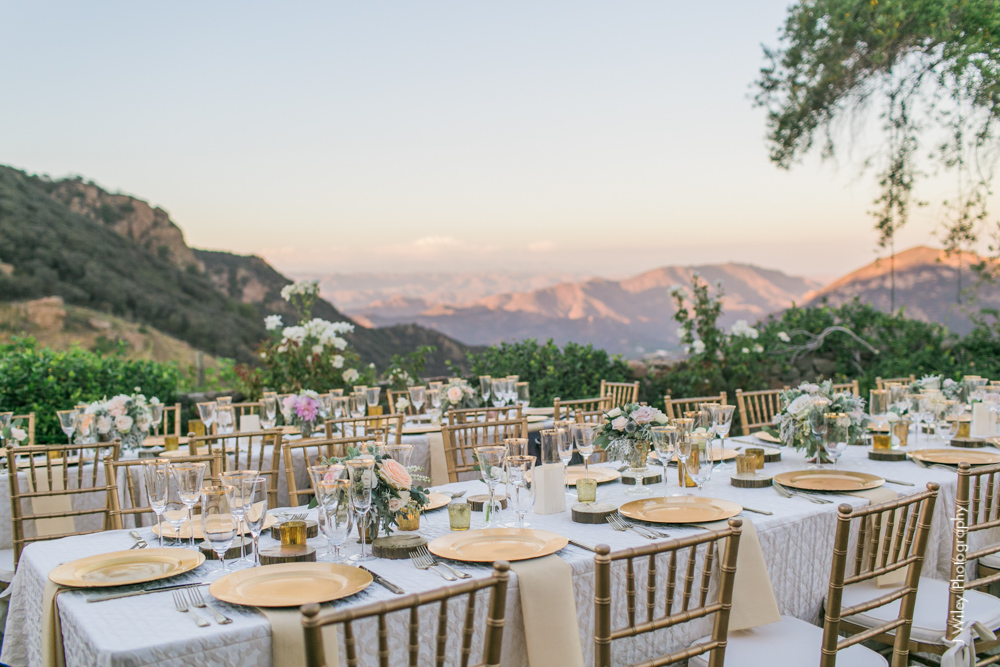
xmin=2 ymin=435 xmax=993 ymax=667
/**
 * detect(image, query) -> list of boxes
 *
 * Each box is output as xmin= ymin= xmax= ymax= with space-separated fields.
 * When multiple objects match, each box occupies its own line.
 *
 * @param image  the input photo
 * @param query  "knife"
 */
xmin=740 ymin=507 xmax=773 ymax=516
xmin=359 ymin=567 xmax=404 ymax=595
xmin=567 ymin=539 xmax=598 ymax=552
xmin=87 ymin=581 xmax=206 ymax=603
xmin=882 ymin=478 xmax=916 ymax=487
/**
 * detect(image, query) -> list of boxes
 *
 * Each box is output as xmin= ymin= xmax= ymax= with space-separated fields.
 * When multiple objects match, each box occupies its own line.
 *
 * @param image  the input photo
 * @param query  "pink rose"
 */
xmin=630 ymin=406 xmax=656 ymax=424
xmin=322 ymin=465 xmax=345 ymax=482
xmin=447 ymin=386 xmax=464 ymax=402
xmin=611 ymin=416 xmax=628 ymax=431
xmin=388 ymin=497 xmax=405 ymax=512
xmin=378 ymin=458 xmax=412 ymax=490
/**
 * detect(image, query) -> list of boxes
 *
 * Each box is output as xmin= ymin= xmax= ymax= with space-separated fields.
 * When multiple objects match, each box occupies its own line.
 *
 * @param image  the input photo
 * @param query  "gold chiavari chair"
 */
xmin=283 ymin=435 xmax=368 ymax=507
xmin=876 ymin=376 xmax=916 ymax=391
xmin=599 ymin=380 xmax=640 ymax=409
xmin=831 ymin=381 xmax=861 ymax=396
xmin=698 ymin=484 xmax=940 ymax=667
xmin=441 ymin=418 xmax=527 ymax=483
xmin=842 ymin=463 xmax=1000 ymax=662
xmin=185 ymin=429 xmax=283 ymax=508
xmin=12 ymin=413 xmax=35 ymax=446
xmin=553 ymin=396 xmax=611 ymax=422
xmin=6 ymin=441 xmax=122 ymax=568
xmin=734 ymin=387 xmax=788 ymax=436
xmin=595 ymin=519 xmax=743 ymax=667
xmin=446 ymin=405 xmax=522 ymax=425
xmin=387 ymin=390 xmax=420 ymax=416
xmin=324 ymin=414 xmax=403 ymax=444
xmin=104 ymin=452 xmax=223 ymax=530
xmin=663 ymin=391 xmax=728 ymax=421
xmin=301 ymin=560 xmax=510 ymax=667
xmin=156 ymin=403 xmax=182 ymax=438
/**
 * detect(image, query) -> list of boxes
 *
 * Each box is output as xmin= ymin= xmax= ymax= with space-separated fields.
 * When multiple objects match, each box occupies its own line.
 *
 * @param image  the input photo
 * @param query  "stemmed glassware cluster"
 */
xmin=506 ymin=455 xmax=535 ymax=528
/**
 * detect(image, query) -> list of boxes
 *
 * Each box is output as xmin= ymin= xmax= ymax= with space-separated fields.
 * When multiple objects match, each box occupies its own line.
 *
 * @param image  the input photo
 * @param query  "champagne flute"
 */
xmin=570 ymin=422 xmax=597 ymax=481
xmin=150 ymin=403 xmax=164 ymax=437
xmin=315 ymin=479 xmax=350 ymax=562
xmin=365 ymin=387 xmax=381 ymax=413
xmin=170 ymin=462 xmax=207 ymax=549
xmin=346 ymin=458 xmax=376 ymax=562
xmin=142 ymin=458 xmax=170 ymax=549
xmin=491 ymin=379 xmax=505 ymax=408
xmin=221 ymin=470 xmax=257 ymax=563
xmin=259 ymin=395 xmax=278 ymax=429
xmin=516 ymin=382 xmax=530 ymax=408
xmin=479 ymin=375 xmax=492 ymax=405
xmin=57 ymin=410 xmax=79 ymax=446
xmin=197 ymin=401 xmax=216 ymax=434
xmin=215 ymin=405 xmax=236 ymax=435
xmin=201 ymin=486 xmax=237 ymax=571
xmin=241 ymin=476 xmax=269 ymax=567
xmin=675 ymin=430 xmax=694 ymax=496
xmin=823 ymin=413 xmax=851 ymax=469
xmin=651 ymin=425 xmax=680 ymax=496
xmin=475 ymin=446 xmax=507 ymax=528
xmin=506 ymin=455 xmax=535 ymax=529
xmin=554 ymin=424 xmax=574 ymax=499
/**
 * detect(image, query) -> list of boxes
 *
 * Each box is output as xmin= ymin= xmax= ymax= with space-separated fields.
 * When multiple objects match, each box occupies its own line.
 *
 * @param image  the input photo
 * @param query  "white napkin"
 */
xmin=531 ymin=463 xmax=566 ymax=515
xmin=259 ymin=606 xmax=339 ymax=667
xmin=510 ymin=555 xmax=584 ymax=667
xmin=971 ymin=404 xmax=991 ymax=438
xmin=941 ymin=620 xmax=996 ymax=667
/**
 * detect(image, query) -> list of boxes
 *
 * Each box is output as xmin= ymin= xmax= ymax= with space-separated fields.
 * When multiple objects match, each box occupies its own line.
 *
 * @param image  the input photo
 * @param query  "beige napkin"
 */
xmin=28 ymin=465 xmax=75 ymax=537
xmin=259 ymin=606 xmax=339 ymax=667
xmin=41 ymin=579 xmax=67 ymax=667
xmin=531 ymin=463 xmax=567 ymax=515
xmin=427 ymin=432 xmax=450 ymax=485
xmin=698 ymin=519 xmax=780 ymax=632
xmin=846 ymin=486 xmax=904 ymax=587
xmin=510 ymin=555 xmax=585 ymax=667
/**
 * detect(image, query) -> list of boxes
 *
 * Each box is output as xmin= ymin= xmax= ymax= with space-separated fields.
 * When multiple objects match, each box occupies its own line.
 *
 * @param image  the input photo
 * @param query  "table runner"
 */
xmin=259 ymin=606 xmax=339 ymax=667
xmin=510 ymin=555 xmax=585 ymax=667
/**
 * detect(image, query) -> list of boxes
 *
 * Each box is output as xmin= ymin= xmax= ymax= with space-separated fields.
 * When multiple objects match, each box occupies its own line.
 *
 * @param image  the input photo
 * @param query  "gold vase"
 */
xmin=628 ymin=440 xmax=649 ymax=474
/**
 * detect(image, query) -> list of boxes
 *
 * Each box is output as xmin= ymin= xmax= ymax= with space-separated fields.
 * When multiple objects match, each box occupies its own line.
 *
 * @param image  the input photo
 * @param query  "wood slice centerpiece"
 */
xmin=571 ymin=503 xmax=617 ymax=524
xmin=371 ymin=534 xmax=427 ymax=560
xmin=469 ymin=494 xmax=507 ymax=512
xmin=730 ymin=473 xmax=772 ymax=489
xmin=868 ymin=448 xmax=908 ymax=461
xmin=269 ymin=520 xmax=319 ymax=540
xmin=762 ymin=448 xmax=781 ymax=463
xmin=621 ymin=470 xmax=662 ymax=486
xmin=199 ymin=536 xmax=252 ymax=561
xmin=259 ymin=544 xmax=316 ymax=565
xmin=951 ymin=436 xmax=988 ymax=449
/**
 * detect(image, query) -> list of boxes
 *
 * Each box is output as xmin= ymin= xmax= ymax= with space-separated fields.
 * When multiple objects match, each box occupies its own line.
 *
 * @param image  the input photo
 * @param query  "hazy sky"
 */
xmin=0 ymin=1 xmax=985 ymax=281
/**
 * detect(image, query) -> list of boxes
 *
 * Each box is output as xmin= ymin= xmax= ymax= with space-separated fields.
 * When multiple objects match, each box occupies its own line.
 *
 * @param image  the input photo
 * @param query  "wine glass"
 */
xmin=346 ymin=458 xmax=376 ymax=562
xmin=570 ymin=423 xmax=597 ymax=481
xmin=201 ymin=486 xmax=237 ymax=571
xmin=221 ymin=471 xmax=257 ymax=563
xmin=479 ymin=376 xmax=492 ymax=405
xmin=216 ymin=405 xmax=236 ymax=435
xmin=350 ymin=394 xmax=367 ymax=419
xmin=385 ymin=444 xmax=414 ymax=467
xmin=150 ymin=403 xmax=164 ymax=437
xmin=506 ymin=455 xmax=535 ymax=529
xmin=259 ymin=394 xmax=278 ymax=429
xmin=426 ymin=389 xmax=441 ymax=422
xmin=365 ymin=387 xmax=381 ymax=412
xmin=808 ymin=400 xmax=830 ymax=457
xmin=331 ymin=395 xmax=345 ymax=420
xmin=823 ymin=413 xmax=851 ymax=468
xmin=686 ymin=432 xmax=715 ymax=493
xmin=216 ymin=396 xmax=232 ymax=407
xmin=675 ymin=430 xmax=695 ymax=496
xmin=170 ymin=462 xmax=208 ymax=549
xmin=197 ymin=401 xmax=217 ymax=434
xmin=317 ymin=393 xmax=332 ymax=421
xmin=240 ymin=476 xmax=269 ymax=567
xmin=315 ymin=479 xmax=351 ymax=562
xmin=408 ymin=386 xmax=426 ymax=416
xmin=516 ymin=382 xmax=530 ymax=408
xmin=552 ymin=425 xmax=574 ymax=499
xmin=705 ymin=403 xmax=735 ymax=469
xmin=142 ymin=458 xmax=170 ymax=549
xmin=491 ymin=379 xmax=506 ymax=408
xmin=57 ymin=410 xmax=79 ymax=446
xmin=475 ymin=445 xmax=507 ymax=528
xmin=651 ymin=425 xmax=680 ymax=496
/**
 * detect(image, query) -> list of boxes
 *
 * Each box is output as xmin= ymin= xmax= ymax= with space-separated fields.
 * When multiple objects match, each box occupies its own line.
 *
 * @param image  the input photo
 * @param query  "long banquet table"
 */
xmin=2 ymin=434 xmax=993 ymax=667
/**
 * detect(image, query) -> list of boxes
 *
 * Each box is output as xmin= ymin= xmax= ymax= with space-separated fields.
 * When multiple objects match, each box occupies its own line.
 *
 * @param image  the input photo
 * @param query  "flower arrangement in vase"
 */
xmin=770 ymin=381 xmax=868 ymax=459
xmin=87 ymin=389 xmax=157 ymax=451
xmin=282 ymin=391 xmax=322 ymax=437
xmin=440 ymin=379 xmax=480 ymax=416
xmin=593 ymin=403 xmax=670 ymax=466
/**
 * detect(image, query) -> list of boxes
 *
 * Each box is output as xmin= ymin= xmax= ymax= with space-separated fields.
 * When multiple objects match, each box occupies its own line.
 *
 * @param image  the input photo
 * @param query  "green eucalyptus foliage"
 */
xmin=0 ymin=337 xmax=179 ymax=444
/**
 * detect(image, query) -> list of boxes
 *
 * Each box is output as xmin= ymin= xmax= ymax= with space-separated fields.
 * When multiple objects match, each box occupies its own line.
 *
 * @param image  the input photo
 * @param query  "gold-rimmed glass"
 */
xmin=221 ymin=471 xmax=257 ymax=563
xmin=474 ymin=445 xmax=507 ymax=528
xmin=346 ymin=458 xmax=376 ymax=562
xmin=202 ymin=485 xmax=237 ymax=571
xmin=170 ymin=462 xmax=207 ymax=548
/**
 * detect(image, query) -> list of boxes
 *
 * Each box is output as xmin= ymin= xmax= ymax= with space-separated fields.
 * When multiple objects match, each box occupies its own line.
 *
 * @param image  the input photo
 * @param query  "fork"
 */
xmin=607 ymin=514 xmax=659 ymax=539
xmin=910 ymin=459 xmax=957 ymax=473
xmin=618 ymin=516 xmax=670 ymax=538
xmin=773 ymin=482 xmax=832 ymax=504
xmin=186 ymin=588 xmax=231 ymax=625
xmin=411 ymin=550 xmax=455 ymax=581
xmin=172 ymin=590 xmax=209 ymax=627
xmin=415 ymin=545 xmax=470 ymax=579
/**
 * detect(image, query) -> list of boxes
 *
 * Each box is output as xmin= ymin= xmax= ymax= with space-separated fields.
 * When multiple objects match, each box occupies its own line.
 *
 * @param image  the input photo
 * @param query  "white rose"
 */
xmin=343 ymin=368 xmax=360 ymax=383
xmin=398 ymin=490 xmax=410 ymax=506
xmin=331 ymin=355 xmax=345 ymax=368
xmin=311 ymin=344 xmax=324 ymax=355
xmin=114 ymin=415 xmax=134 ymax=433
xmin=395 ymin=397 xmax=410 ymax=411
xmin=97 ymin=415 xmax=113 ymax=434
xmin=447 ymin=386 xmax=464 ymax=402
xmin=691 ymin=339 xmax=706 ymax=354
xmin=9 ymin=427 xmax=27 ymax=443
xmin=606 ymin=407 xmax=622 ymax=419
xmin=388 ymin=497 xmax=404 ymax=512
xmin=777 ymin=331 xmax=791 ymax=343
xmin=264 ymin=314 xmax=283 ymax=331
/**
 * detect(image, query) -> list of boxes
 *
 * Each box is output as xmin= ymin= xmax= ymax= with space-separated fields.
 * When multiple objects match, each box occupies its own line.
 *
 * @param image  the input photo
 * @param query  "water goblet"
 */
xmin=142 ymin=458 xmax=170 ymax=548
xmin=170 ymin=462 xmax=207 ymax=549
xmin=350 ymin=394 xmax=367 ymax=419
xmin=365 ymin=386 xmax=381 ymax=412
xmin=552 ymin=423 xmax=574 ymax=498
xmin=506 ymin=455 xmax=535 ymax=528
xmin=240 ymin=476 xmax=269 ymax=566
xmin=221 ymin=470 xmax=257 ymax=562
xmin=57 ymin=410 xmax=79 ymax=446
xmin=216 ymin=405 xmax=236 ymax=435
xmin=259 ymin=395 xmax=278 ymax=429
xmin=686 ymin=432 xmax=715 ymax=493
xmin=651 ymin=425 xmax=681 ymax=496
xmin=330 ymin=393 xmax=345 ymax=420
xmin=516 ymin=382 xmax=530 ymax=408
xmin=346 ymin=458 xmax=376 ymax=562
xmin=197 ymin=401 xmax=216 ymax=434
xmin=408 ymin=386 xmax=426 ymax=415
xmin=479 ymin=375 xmax=492 ymax=405
xmin=570 ymin=422 xmax=597 ymax=481
xmin=315 ymin=479 xmax=350 ymax=562
xmin=491 ymin=379 xmax=506 ymax=408
xmin=474 ymin=445 xmax=507 ymax=528
xmin=823 ymin=413 xmax=851 ymax=469
xmin=201 ymin=486 xmax=237 ymax=571
xmin=705 ymin=403 xmax=735 ymax=467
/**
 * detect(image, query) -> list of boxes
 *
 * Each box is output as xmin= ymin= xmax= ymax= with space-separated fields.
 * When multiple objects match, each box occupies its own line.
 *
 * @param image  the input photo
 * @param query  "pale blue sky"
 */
xmin=0 ymin=1 xmax=973 ymax=280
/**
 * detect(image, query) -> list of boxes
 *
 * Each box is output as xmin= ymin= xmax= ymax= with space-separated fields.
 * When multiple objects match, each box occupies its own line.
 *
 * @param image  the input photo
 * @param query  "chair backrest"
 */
xmin=662 ymin=392 xmax=728 ymax=421
xmin=185 ymin=429 xmax=283 ymax=508
xmin=12 ymin=413 xmax=36 ymax=446
xmin=553 ymin=396 xmax=611 ymax=422
xmin=324 ymin=414 xmax=403 ymax=444
xmin=6 ymin=441 xmax=122 ymax=567
xmin=440 ymin=418 xmax=528 ymax=483
xmin=301 ymin=560 xmax=510 ymax=667
xmin=599 ymin=381 xmax=639 ymax=409
xmin=876 ymin=376 xmax=916 ymax=391
xmin=156 ymin=403 xmax=182 ymax=438
xmin=283 ymin=435 xmax=369 ymax=506
xmin=831 ymin=381 xmax=860 ymax=396
xmin=594 ymin=519 xmax=743 ymax=667
xmin=104 ymin=452 xmax=223 ymax=530
xmin=735 ymin=387 xmax=788 ymax=436
xmin=386 ymin=390 xmax=420 ymax=416
xmin=446 ymin=405 xmax=522 ymax=425
xmin=232 ymin=401 xmax=260 ymax=418
xmin=822 ymin=483 xmax=939 ymax=667
xmin=947 ymin=462 xmax=1000 ymax=640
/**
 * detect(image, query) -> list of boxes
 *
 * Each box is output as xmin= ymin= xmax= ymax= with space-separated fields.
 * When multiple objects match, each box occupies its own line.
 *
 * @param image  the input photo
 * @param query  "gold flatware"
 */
xmin=773 ymin=481 xmax=832 ymax=504
xmin=606 ymin=513 xmax=657 ymax=539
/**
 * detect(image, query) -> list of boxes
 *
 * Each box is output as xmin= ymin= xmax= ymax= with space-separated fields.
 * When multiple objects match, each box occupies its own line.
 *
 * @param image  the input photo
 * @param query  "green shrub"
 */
xmin=468 ymin=339 xmax=631 ymax=407
xmin=0 ymin=337 xmax=179 ymax=443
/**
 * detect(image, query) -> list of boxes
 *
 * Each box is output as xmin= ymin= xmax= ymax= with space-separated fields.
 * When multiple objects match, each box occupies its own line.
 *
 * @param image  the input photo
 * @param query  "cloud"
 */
xmin=527 ymin=240 xmax=555 ymax=253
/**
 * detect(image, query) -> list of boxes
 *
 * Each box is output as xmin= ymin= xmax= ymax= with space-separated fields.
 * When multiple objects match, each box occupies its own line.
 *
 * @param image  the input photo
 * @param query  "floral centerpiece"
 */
xmin=440 ymin=379 xmax=480 ymax=415
xmin=770 ymin=381 xmax=868 ymax=458
xmin=88 ymin=389 xmax=156 ymax=451
xmin=282 ymin=391 xmax=322 ymax=437
xmin=1 ymin=419 xmax=28 ymax=445
xmin=593 ymin=402 xmax=670 ymax=467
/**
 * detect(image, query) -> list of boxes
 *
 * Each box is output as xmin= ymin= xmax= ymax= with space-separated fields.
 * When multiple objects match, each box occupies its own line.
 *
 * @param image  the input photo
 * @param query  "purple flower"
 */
xmin=295 ymin=396 xmax=319 ymax=421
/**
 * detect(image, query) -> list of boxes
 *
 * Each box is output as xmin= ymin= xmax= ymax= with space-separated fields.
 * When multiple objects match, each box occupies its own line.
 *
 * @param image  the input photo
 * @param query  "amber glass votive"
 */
xmin=396 ymin=505 xmax=420 ymax=531
xmin=163 ymin=435 xmax=179 ymax=452
xmin=745 ymin=448 xmax=765 ymax=470
xmin=892 ymin=420 xmax=911 ymax=447
xmin=735 ymin=454 xmax=756 ymax=475
xmin=280 ymin=520 xmax=307 ymax=546
xmin=872 ymin=430 xmax=892 ymax=450
xmin=576 ymin=478 xmax=597 ymax=503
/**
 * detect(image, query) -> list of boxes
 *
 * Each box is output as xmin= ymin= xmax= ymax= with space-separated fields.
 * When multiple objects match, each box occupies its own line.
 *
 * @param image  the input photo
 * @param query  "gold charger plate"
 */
xmin=752 ymin=431 xmax=782 ymax=444
xmin=209 ymin=562 xmax=372 ymax=607
xmin=908 ymin=448 xmax=1000 ymax=466
xmin=153 ymin=512 xmax=278 ymax=539
xmin=428 ymin=528 xmax=568 ymax=563
xmin=526 ymin=466 xmax=620 ymax=486
xmin=49 ymin=548 xmax=205 ymax=588
xmin=402 ymin=423 xmax=441 ymax=435
xmin=773 ymin=470 xmax=884 ymax=492
xmin=619 ymin=496 xmax=743 ymax=524
xmin=140 ymin=435 xmax=189 ymax=448
xmin=423 ymin=492 xmax=451 ymax=511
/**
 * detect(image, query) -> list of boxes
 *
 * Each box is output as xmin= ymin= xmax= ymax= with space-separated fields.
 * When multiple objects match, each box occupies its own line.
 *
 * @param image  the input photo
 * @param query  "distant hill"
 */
xmin=0 ymin=166 xmax=470 ymax=372
xmin=804 ymin=245 xmax=1000 ymax=334
xmin=351 ymin=263 xmax=820 ymax=355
